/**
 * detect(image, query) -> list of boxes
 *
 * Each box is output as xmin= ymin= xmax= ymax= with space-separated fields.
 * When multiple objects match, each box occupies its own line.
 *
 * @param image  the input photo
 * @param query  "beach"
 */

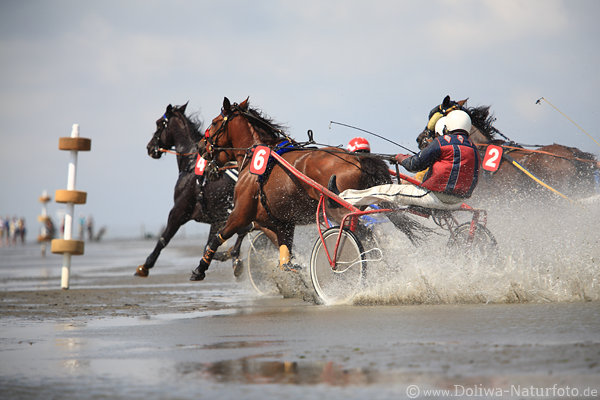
xmin=1 ymin=211 xmax=599 ymax=400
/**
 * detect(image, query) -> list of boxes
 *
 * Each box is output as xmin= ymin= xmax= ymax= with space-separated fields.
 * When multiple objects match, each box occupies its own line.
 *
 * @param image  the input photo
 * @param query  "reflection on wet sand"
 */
xmin=178 ymin=358 xmax=378 ymax=386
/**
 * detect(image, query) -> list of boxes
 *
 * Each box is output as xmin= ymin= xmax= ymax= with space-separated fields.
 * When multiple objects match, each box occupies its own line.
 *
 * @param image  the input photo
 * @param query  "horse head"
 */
xmin=146 ymin=102 xmax=190 ymax=158
xmin=200 ymin=96 xmax=287 ymax=169
xmin=417 ymin=96 xmax=471 ymax=150
xmin=416 ymin=128 xmax=436 ymax=150
xmin=417 ymin=99 xmax=499 ymax=149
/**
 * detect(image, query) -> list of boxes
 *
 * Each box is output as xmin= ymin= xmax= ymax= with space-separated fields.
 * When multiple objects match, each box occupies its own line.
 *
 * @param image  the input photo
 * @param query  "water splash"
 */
xmin=351 ymin=199 xmax=599 ymax=305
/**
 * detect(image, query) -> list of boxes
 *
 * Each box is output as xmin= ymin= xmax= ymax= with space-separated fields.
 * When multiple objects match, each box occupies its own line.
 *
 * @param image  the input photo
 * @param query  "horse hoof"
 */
xmin=280 ymin=262 xmax=302 ymax=273
xmin=232 ymin=259 xmax=243 ymax=278
xmin=134 ymin=265 xmax=149 ymax=277
xmin=190 ymin=269 xmax=206 ymax=281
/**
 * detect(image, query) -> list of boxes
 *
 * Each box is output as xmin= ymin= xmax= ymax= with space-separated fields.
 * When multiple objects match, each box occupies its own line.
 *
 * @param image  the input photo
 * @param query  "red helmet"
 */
xmin=347 ymin=137 xmax=370 ymax=153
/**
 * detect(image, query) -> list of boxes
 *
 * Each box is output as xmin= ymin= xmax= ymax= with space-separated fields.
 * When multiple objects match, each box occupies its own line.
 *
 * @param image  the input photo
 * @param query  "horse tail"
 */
xmin=357 ymin=156 xmax=392 ymax=188
xmin=567 ymin=146 xmax=597 ymax=164
xmin=567 ymin=146 xmax=599 ymax=192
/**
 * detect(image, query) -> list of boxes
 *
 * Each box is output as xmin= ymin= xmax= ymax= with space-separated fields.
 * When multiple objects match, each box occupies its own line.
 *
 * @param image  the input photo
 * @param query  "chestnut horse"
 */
xmin=134 ymin=103 xmax=250 ymax=278
xmin=468 ymin=106 xmax=599 ymax=202
xmin=418 ymin=101 xmax=599 ymax=202
xmin=189 ymin=97 xmax=396 ymax=281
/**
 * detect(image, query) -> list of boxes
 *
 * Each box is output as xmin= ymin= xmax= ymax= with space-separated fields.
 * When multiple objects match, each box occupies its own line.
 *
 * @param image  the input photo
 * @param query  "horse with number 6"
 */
xmin=189 ymin=96 xmax=406 ymax=282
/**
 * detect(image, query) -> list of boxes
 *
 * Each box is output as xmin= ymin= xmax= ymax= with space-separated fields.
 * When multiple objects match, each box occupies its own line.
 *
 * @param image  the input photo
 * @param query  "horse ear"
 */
xmin=457 ymin=98 xmax=468 ymax=107
xmin=178 ymin=101 xmax=189 ymax=114
xmin=223 ymin=97 xmax=231 ymax=114
xmin=442 ymin=95 xmax=451 ymax=108
xmin=166 ymin=104 xmax=173 ymax=115
xmin=239 ymin=97 xmax=249 ymax=111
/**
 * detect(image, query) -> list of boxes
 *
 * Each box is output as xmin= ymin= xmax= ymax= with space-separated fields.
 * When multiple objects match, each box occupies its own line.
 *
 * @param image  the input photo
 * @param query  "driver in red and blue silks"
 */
xmin=398 ymin=114 xmax=479 ymax=199
xmin=335 ymin=110 xmax=480 ymax=209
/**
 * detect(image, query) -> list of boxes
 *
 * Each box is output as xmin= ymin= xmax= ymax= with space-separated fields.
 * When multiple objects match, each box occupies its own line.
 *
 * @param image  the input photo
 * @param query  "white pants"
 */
xmin=339 ymin=184 xmax=463 ymax=210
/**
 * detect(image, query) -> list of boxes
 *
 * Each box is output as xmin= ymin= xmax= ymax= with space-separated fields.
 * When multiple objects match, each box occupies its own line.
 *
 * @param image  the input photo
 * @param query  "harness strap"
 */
xmin=502 ymin=153 xmax=575 ymax=203
xmin=225 ymin=169 xmax=238 ymax=182
xmin=476 ymin=143 xmax=598 ymax=165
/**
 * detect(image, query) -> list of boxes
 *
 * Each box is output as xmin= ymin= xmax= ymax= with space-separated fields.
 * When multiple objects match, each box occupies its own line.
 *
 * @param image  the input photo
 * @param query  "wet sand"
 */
xmin=1 ymin=235 xmax=599 ymax=399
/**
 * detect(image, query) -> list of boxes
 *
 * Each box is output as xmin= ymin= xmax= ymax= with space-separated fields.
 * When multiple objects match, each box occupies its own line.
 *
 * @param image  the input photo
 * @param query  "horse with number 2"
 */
xmin=197 ymin=97 xmax=497 ymax=304
xmin=418 ymin=97 xmax=599 ymax=202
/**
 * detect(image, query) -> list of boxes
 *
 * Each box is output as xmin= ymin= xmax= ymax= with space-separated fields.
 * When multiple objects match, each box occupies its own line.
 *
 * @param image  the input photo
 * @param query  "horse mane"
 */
xmin=465 ymin=105 xmax=502 ymax=141
xmin=466 ymin=106 xmax=598 ymax=163
xmin=564 ymin=145 xmax=597 ymax=162
xmin=183 ymin=111 xmax=204 ymax=142
xmin=244 ymin=106 xmax=289 ymax=143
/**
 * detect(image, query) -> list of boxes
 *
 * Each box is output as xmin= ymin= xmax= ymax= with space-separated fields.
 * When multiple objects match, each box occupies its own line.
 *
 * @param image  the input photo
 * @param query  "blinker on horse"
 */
xmin=190 ymin=96 xmax=394 ymax=281
xmin=135 ymin=102 xmax=250 ymax=278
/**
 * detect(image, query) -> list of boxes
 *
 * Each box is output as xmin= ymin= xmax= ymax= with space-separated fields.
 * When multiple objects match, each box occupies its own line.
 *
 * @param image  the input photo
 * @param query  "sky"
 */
xmin=1 ymin=0 xmax=599 ymax=239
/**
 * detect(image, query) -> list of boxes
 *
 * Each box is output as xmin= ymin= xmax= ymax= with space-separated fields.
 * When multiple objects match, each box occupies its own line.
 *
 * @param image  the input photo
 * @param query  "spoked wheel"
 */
xmin=246 ymin=231 xmax=279 ymax=295
xmin=447 ymin=222 xmax=498 ymax=261
xmin=310 ymin=227 xmax=367 ymax=304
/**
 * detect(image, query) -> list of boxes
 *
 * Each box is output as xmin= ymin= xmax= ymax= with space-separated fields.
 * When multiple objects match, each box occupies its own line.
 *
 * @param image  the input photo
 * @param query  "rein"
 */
xmin=158 ymin=148 xmax=197 ymax=157
xmin=475 ymin=143 xmax=599 ymax=166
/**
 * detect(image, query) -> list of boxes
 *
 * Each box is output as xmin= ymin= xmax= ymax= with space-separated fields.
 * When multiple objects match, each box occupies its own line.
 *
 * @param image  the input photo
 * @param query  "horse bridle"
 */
xmin=203 ymin=109 xmax=236 ymax=157
xmin=201 ymin=102 xmax=292 ymax=175
xmin=147 ymin=113 xmax=170 ymax=157
xmin=201 ymin=103 xmax=264 ymax=169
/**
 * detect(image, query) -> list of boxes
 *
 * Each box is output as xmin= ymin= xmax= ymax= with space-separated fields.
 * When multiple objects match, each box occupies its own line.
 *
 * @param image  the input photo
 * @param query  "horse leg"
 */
xmin=229 ymin=223 xmax=256 ymax=278
xmin=277 ymin=223 xmax=302 ymax=272
xmin=211 ymin=221 xmax=252 ymax=261
xmin=199 ymin=222 xmax=254 ymax=277
xmin=208 ymin=223 xmax=230 ymax=262
xmin=190 ymin=205 xmax=256 ymax=281
xmin=135 ymin=205 xmax=190 ymax=277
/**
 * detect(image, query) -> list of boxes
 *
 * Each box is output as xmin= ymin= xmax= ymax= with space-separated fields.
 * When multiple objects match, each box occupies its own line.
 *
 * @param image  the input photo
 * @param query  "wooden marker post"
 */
xmin=51 ymin=124 xmax=91 ymax=289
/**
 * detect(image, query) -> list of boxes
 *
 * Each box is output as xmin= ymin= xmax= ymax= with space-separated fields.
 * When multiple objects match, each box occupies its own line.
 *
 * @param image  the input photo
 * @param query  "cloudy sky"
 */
xmin=1 ymin=0 xmax=599 ymax=239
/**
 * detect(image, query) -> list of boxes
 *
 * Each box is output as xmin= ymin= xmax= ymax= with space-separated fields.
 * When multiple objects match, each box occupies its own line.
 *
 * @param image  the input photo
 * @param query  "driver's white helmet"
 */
xmin=434 ymin=116 xmax=447 ymax=136
xmin=444 ymin=110 xmax=471 ymax=134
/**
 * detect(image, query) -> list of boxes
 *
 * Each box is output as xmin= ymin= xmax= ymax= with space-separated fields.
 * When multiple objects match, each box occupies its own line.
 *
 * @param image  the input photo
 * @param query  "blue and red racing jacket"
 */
xmin=401 ymin=132 xmax=480 ymax=198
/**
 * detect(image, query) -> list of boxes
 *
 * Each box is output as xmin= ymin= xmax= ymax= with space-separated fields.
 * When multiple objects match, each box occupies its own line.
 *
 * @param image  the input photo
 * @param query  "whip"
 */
xmin=329 ymin=121 xmax=417 ymax=155
xmin=536 ymin=97 xmax=600 ymax=149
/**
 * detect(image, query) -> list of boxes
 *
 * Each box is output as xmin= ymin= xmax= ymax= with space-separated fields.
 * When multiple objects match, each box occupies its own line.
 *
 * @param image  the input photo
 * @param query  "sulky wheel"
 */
xmin=246 ymin=231 xmax=280 ymax=296
xmin=309 ymin=227 xmax=367 ymax=304
xmin=447 ymin=222 xmax=498 ymax=262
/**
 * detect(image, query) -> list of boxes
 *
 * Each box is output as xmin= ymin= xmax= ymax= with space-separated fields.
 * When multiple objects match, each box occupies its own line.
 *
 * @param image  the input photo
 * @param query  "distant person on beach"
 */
xmin=9 ymin=217 xmax=17 ymax=246
xmin=78 ymin=214 xmax=86 ymax=240
xmin=87 ymin=215 xmax=94 ymax=241
xmin=17 ymin=217 xmax=26 ymax=244
xmin=0 ymin=216 xmax=5 ymax=246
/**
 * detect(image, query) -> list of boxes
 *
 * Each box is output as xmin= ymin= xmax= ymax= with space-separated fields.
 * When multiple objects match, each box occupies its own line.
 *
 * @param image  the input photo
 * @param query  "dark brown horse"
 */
xmin=418 ymin=100 xmax=599 ymax=202
xmin=134 ymin=103 xmax=250 ymax=278
xmin=189 ymin=97 xmax=394 ymax=281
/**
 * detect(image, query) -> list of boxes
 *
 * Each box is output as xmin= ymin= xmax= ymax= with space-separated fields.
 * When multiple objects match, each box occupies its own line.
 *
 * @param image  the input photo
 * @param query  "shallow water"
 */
xmin=1 ymin=198 xmax=599 ymax=399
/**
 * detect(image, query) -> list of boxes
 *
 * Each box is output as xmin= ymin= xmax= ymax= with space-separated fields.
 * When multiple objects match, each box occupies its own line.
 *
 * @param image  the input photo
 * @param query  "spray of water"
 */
xmin=246 ymin=195 xmax=599 ymax=305
xmin=352 ymin=197 xmax=600 ymax=305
